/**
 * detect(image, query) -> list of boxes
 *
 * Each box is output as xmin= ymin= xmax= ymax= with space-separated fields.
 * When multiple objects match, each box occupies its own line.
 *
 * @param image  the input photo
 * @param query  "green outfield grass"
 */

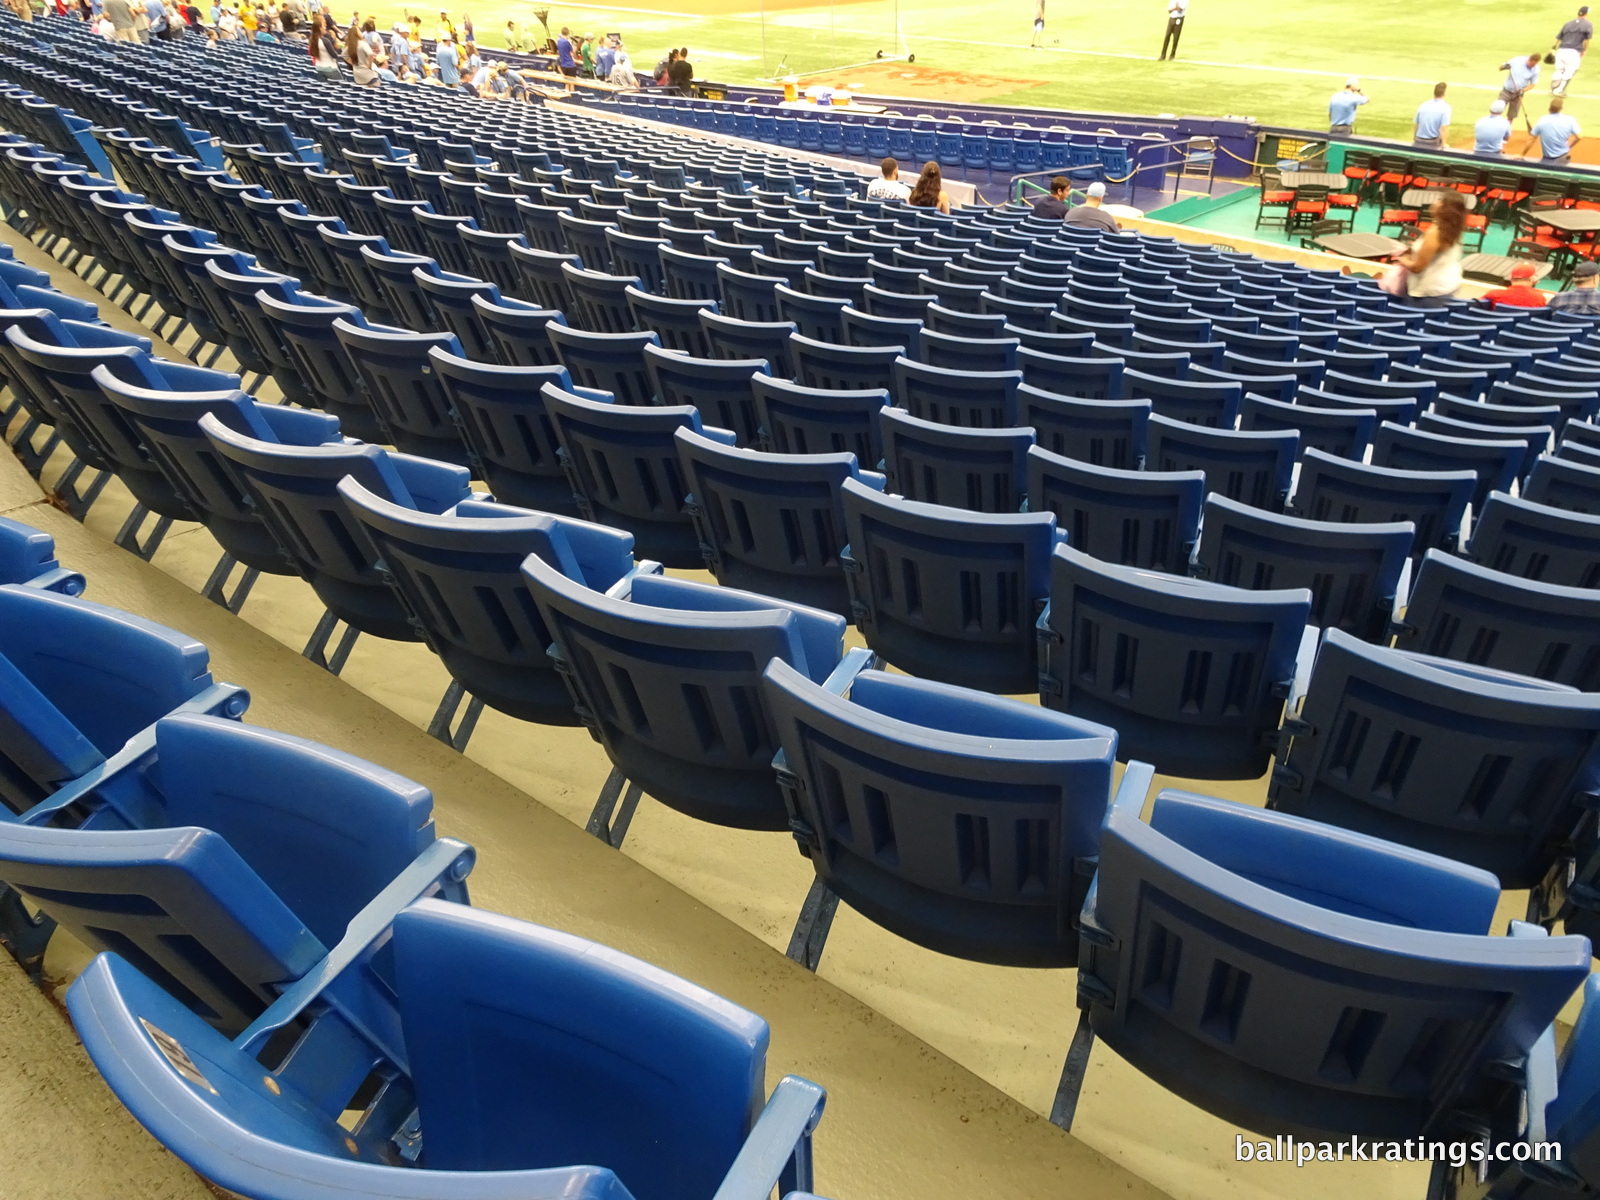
xmin=367 ymin=0 xmax=1600 ymax=151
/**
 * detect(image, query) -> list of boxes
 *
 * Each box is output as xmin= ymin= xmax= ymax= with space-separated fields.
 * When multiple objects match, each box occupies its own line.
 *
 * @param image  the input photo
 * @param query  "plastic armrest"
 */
xmin=1110 ymin=760 xmax=1154 ymax=822
xmin=390 ymin=452 xmax=473 ymax=513
xmin=711 ymin=1076 xmax=827 ymax=1200
xmin=603 ymin=559 xmax=664 ymax=599
xmin=10 ymin=682 xmax=250 ymax=829
xmin=235 ymin=836 xmax=477 ymax=1058
xmin=1287 ymin=623 xmax=1320 ymax=714
xmin=821 ymin=647 xmax=877 ymax=696
xmin=23 ymin=567 xmax=85 ymax=595
xmin=1391 ymin=555 xmax=1413 ymax=625
xmin=258 ymin=403 xmax=345 ymax=445
xmin=701 ymin=425 xmax=740 ymax=446
xmin=857 ymin=469 xmax=887 ymax=491
xmin=572 ymin=384 xmax=614 ymax=403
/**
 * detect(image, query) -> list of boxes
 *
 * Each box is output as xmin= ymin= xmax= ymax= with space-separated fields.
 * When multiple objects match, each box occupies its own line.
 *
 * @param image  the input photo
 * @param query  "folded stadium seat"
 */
xmin=542 ymin=381 xmax=734 ymax=568
xmin=1195 ymin=494 xmax=1412 ymax=642
xmin=2 ymin=708 xmax=469 ymax=1027
xmin=715 ymin=263 xmax=784 ymax=325
xmin=625 ymin=286 xmax=716 ymax=358
xmin=507 ymin=241 xmax=580 ymax=312
xmin=1271 ymin=626 xmax=1600 ymax=913
xmin=408 ymin=269 xmax=503 ymax=364
xmin=1467 ymin=490 xmax=1600 ymax=588
xmin=470 ymin=293 xmax=567 ymax=368
xmin=330 ymin=320 xmax=476 ymax=469
xmin=1117 ymin=366 xmax=1238 ymax=428
xmin=774 ymin=283 xmax=849 ymax=344
xmin=924 ymin=302 xmax=1007 ymax=340
xmin=1492 ymin=379 xmax=1600 ymax=430
xmin=547 ymin=325 xmax=661 ymax=408
xmin=123 ymin=213 xmax=233 ymax=359
xmin=1395 ymin=548 xmax=1600 ymax=688
xmin=1054 ymin=782 xmax=1590 ymax=1157
xmin=700 ymin=310 xmax=798 ymax=379
xmin=200 ymin=257 xmax=321 ymax=406
xmin=1291 ymin=448 xmax=1476 ymax=558
xmin=1145 ymin=414 xmax=1298 ymax=514
xmin=254 ymin=289 xmax=384 ymax=443
xmin=1414 ymin=412 xmax=1552 ymax=481
xmin=1370 ymin=421 xmax=1522 ymax=513
xmin=1040 ymin=543 xmax=1311 ymax=777
xmin=308 ymin=224 xmax=397 ymax=324
xmin=839 ymin=478 xmax=1062 ymax=694
xmin=160 ymin=237 xmax=281 ymax=381
xmin=0 ymin=514 xmax=81 ymax=595
xmin=751 ymin=374 xmax=890 ymax=465
xmin=879 ymin=408 xmax=1031 ymax=514
xmin=891 ymin=357 xmax=1021 ymax=428
xmin=657 ymin=245 xmax=729 ymax=302
xmin=640 ymin=345 xmax=768 ymax=447
xmin=763 ymin=652 xmax=1135 ymax=971
xmin=1525 ymin=453 xmax=1600 ymax=514
xmin=427 ymin=349 xmax=588 ymax=517
xmin=1237 ymin=393 xmax=1374 ymax=460
xmin=841 ymin=306 xmax=922 ymax=358
xmin=1432 ymin=392 xmax=1563 ymax=435
xmin=1014 ymin=385 xmax=1152 ymax=471
xmin=94 ymin=362 xmax=345 ymax=613
xmin=601 ymin=228 xmax=667 ymax=296
xmin=200 ymin=415 xmax=472 ymax=670
xmin=1026 ymin=446 xmax=1202 ymax=574
xmin=69 ymin=899 xmax=825 ymax=1200
xmin=559 ymin=263 xmax=641 ymax=334
xmin=339 ymin=483 xmax=641 ymax=745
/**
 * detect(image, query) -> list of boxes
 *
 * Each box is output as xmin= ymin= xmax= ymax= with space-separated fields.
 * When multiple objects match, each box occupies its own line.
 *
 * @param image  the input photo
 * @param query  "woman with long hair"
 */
xmin=907 ymin=162 xmax=951 ymax=214
xmin=347 ymin=15 xmax=380 ymax=85
xmin=1396 ymin=192 xmax=1465 ymax=308
xmin=310 ymin=11 xmax=339 ymax=76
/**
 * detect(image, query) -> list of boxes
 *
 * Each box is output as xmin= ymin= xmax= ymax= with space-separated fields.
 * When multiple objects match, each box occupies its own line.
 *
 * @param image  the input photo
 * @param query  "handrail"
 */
xmin=1006 ymin=135 xmax=1208 ymax=204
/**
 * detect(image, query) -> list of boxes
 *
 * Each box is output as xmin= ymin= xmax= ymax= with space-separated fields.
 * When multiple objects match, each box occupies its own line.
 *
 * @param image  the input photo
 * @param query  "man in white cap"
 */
xmin=1553 ymin=6 xmax=1593 ymax=96
xmin=1063 ymin=181 xmax=1122 ymax=231
xmin=1474 ymin=98 xmax=1513 ymax=155
xmin=1328 ymin=77 xmax=1368 ymax=135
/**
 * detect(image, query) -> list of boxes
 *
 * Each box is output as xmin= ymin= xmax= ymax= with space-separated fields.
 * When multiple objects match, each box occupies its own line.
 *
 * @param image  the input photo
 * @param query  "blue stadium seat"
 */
xmin=1057 ymin=781 xmax=1590 ymax=1148
xmin=69 ymin=900 xmax=825 ymax=1200
xmin=627 ymin=287 xmax=716 ymax=357
xmin=562 ymin=263 xmax=642 ymax=334
xmin=764 ymin=653 xmax=1139 ymax=970
xmin=1371 ymin=421 xmax=1522 ymax=512
xmin=330 ymin=319 xmax=473 ymax=468
xmin=1123 ymin=367 xmax=1241 ymax=428
xmin=1240 ymin=393 xmax=1375 ymax=460
xmin=1026 ymin=446 xmax=1203 ymax=573
xmin=472 ymin=293 xmax=567 ymax=367
xmin=526 ymin=548 xmax=848 ymax=834
xmin=701 ymin=310 xmax=798 ymax=378
xmin=879 ymin=408 xmax=1031 ymax=513
xmin=1525 ymin=453 xmax=1600 ymax=514
xmin=1291 ymin=448 xmax=1475 ymax=557
xmin=1019 ymin=349 xmax=1124 ymax=399
xmin=752 ymin=375 xmax=889 ymax=465
xmin=1039 ymin=544 xmax=1313 ymax=779
xmin=0 ymin=514 xmax=80 ymax=594
xmin=548 ymin=325 xmax=661 ymax=407
xmin=256 ymin=289 xmax=383 ymax=443
xmin=676 ymin=428 xmax=883 ymax=615
xmin=717 ymin=264 xmax=785 ymax=323
xmin=1395 ymin=548 xmax=1600 ymax=688
xmin=544 ymin=381 xmax=736 ymax=568
xmin=791 ymin=334 xmax=901 ymax=393
xmin=918 ymin=328 xmax=1019 ymax=373
xmin=1467 ymin=490 xmax=1600 ymax=588
xmin=892 ymin=357 xmax=1020 ymax=428
xmin=340 ymin=482 xmax=642 ymax=741
xmin=1195 ymin=494 xmax=1412 ymax=641
xmin=1271 ymin=627 xmax=1600 ymax=892
xmin=1014 ymin=385 xmax=1151 ymax=470
xmin=200 ymin=415 xmax=473 ymax=666
xmin=1146 ymin=414 xmax=1298 ymax=513
xmin=840 ymin=478 xmax=1063 ymax=693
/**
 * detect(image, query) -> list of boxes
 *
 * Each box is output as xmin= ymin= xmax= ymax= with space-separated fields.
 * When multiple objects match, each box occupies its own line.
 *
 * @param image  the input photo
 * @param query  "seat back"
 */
xmin=1146 ymin=414 xmax=1298 ymax=513
xmin=340 ymin=484 xmax=634 ymax=724
xmin=791 ymin=333 xmax=901 ymax=393
xmin=1087 ymin=787 xmax=1590 ymax=1138
xmin=428 ymin=348 xmax=578 ymax=515
xmin=1026 ymin=446 xmax=1202 ymax=573
xmin=1525 ymin=453 xmax=1600 ymax=514
xmin=1241 ymin=393 xmax=1375 ymax=460
xmin=255 ymin=290 xmax=381 ymax=442
xmin=751 ymin=375 xmax=888 ymax=465
xmin=0 ymin=586 xmax=218 ymax=812
xmin=331 ymin=319 xmax=469 ymax=466
xmin=525 ymin=556 xmax=843 ymax=829
xmin=1271 ymin=628 xmax=1600 ymax=887
xmin=1371 ymin=421 xmax=1521 ymax=512
xmin=644 ymin=344 xmax=768 ymax=445
xmin=841 ymin=477 xmax=1061 ymax=693
xmin=1123 ymin=368 xmax=1241 ymax=429
xmin=763 ymin=659 xmax=1118 ymax=966
xmin=1290 ymin=447 xmax=1475 ymax=555
xmin=892 ymin=357 xmax=1020 ymax=429
xmin=879 ymin=407 xmax=1031 ymax=513
xmin=548 ymin=325 xmax=660 ymax=407
xmin=1013 ymin=384 xmax=1151 ymax=471
xmin=1397 ymin=549 xmax=1600 ymax=689
xmin=1467 ymin=490 xmax=1600 ymax=588
xmin=472 ymin=294 xmax=567 ymax=367
xmin=1042 ymin=544 xmax=1311 ymax=779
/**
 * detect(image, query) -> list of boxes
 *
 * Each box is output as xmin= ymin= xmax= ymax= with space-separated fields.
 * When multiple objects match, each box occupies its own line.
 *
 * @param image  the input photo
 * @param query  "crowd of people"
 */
xmin=1328 ymin=4 xmax=1592 ymax=165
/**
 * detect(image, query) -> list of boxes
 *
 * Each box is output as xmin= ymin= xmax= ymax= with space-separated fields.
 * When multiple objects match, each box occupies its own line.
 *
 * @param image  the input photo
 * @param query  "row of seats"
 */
xmin=0 ymin=515 xmax=829 ymax=1200
xmin=9 ymin=30 xmax=1600 ymax=1197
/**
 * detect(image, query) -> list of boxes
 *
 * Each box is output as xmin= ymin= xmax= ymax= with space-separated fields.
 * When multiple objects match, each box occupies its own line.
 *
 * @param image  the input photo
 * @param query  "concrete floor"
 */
xmin=0 ymin=215 xmax=1559 ymax=1200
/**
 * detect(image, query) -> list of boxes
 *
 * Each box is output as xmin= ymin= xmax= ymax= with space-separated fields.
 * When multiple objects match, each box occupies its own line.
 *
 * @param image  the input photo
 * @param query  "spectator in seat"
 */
xmin=1474 ymin=98 xmax=1512 ymax=155
xmin=1063 ymin=180 xmax=1122 ymax=231
xmin=1032 ymin=175 xmax=1071 ymax=218
xmin=907 ymin=161 xmax=952 ymax=214
xmin=1395 ymin=192 xmax=1466 ymax=308
xmin=1550 ymin=260 xmax=1600 ymax=313
xmin=867 ymin=157 xmax=911 ymax=201
xmin=1481 ymin=261 xmax=1549 ymax=308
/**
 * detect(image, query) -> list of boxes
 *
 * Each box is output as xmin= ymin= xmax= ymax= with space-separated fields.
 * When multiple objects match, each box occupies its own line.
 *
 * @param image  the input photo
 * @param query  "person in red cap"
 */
xmin=1481 ymin=261 xmax=1549 ymax=308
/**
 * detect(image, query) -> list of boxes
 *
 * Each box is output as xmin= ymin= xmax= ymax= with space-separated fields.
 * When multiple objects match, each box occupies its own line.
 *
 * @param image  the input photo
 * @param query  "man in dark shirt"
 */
xmin=1032 ymin=176 xmax=1071 ymax=218
xmin=667 ymin=45 xmax=693 ymax=94
xmin=1555 ymin=5 xmax=1594 ymax=94
xmin=1063 ymin=181 xmax=1123 ymax=231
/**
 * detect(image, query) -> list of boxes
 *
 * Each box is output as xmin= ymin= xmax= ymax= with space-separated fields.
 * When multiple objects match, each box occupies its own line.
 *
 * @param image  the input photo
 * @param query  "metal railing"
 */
xmin=1005 ymin=136 xmax=1211 ymax=206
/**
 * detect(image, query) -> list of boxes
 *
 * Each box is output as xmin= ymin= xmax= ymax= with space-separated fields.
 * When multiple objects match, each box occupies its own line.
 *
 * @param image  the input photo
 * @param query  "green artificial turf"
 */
xmin=370 ymin=0 xmax=1599 ymax=146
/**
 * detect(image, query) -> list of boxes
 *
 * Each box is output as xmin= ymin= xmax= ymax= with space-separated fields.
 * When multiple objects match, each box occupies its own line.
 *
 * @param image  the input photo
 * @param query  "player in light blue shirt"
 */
xmin=1328 ymin=77 xmax=1369 ymax=132
xmin=1531 ymin=97 xmax=1584 ymax=162
xmin=1414 ymin=83 xmax=1452 ymax=148
xmin=1473 ymin=98 xmax=1513 ymax=154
